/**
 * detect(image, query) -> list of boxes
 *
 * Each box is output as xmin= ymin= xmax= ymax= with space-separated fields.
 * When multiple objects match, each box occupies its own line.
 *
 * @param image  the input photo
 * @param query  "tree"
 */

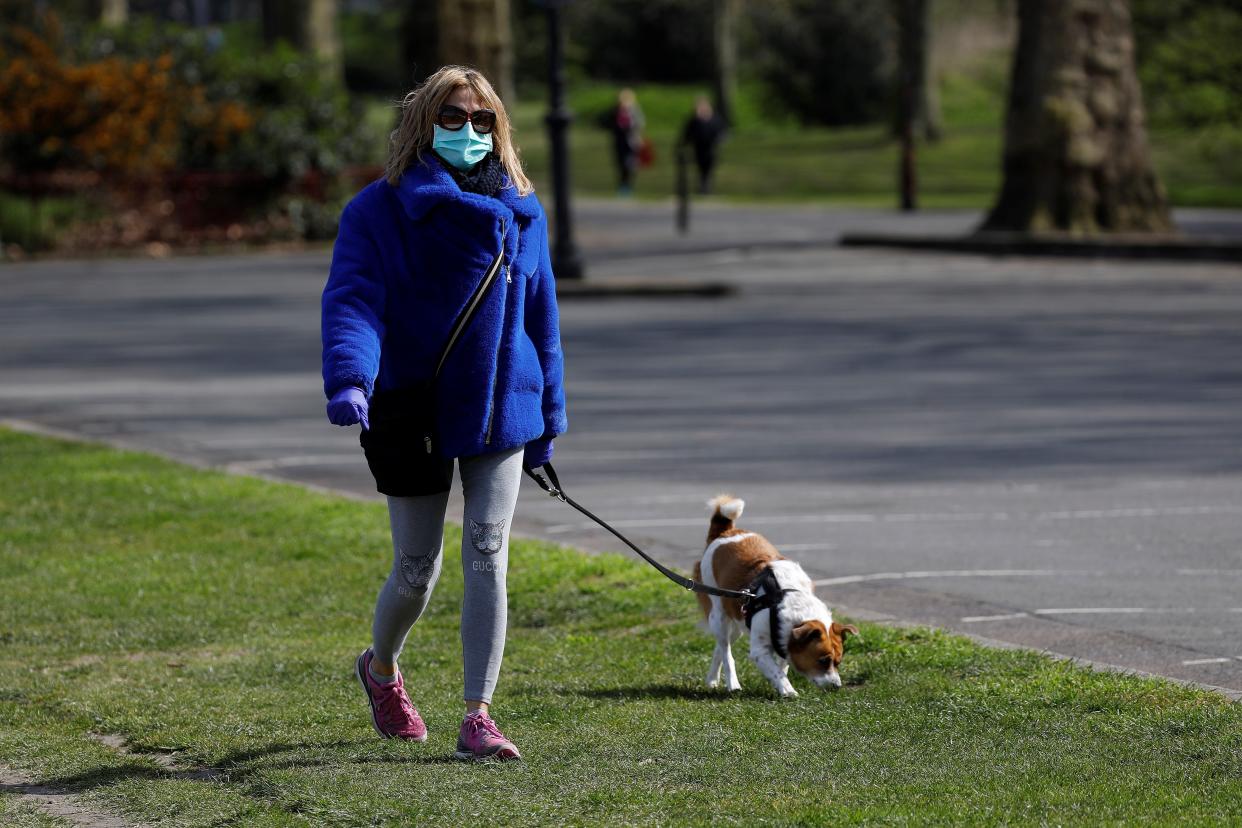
xmin=748 ymin=0 xmax=894 ymax=127
xmin=100 ymin=0 xmax=127 ymax=26
xmin=401 ymin=1 xmax=439 ymax=88
xmin=713 ymin=0 xmax=741 ymax=125
xmin=262 ymin=0 xmax=298 ymax=47
xmin=306 ymin=0 xmax=342 ymax=84
xmin=261 ymin=0 xmax=343 ymax=86
xmin=435 ymin=0 xmax=515 ymax=104
xmin=894 ymin=0 xmax=941 ymax=141
xmin=982 ymin=0 xmax=1172 ymax=234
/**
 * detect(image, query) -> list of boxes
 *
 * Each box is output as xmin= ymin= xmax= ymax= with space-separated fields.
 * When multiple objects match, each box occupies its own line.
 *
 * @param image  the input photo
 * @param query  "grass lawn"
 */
xmin=2 ymin=427 xmax=1242 ymax=826
xmin=370 ymin=61 xmax=1238 ymax=210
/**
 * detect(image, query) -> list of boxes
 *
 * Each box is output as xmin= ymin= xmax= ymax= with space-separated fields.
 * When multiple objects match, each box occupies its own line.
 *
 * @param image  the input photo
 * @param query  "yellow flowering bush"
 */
xmin=0 ymin=14 xmax=251 ymax=175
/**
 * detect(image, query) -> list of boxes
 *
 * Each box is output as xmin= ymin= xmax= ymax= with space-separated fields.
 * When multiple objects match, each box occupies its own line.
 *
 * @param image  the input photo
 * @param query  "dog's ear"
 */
xmin=831 ymin=622 xmax=860 ymax=641
xmin=791 ymin=622 xmax=823 ymax=644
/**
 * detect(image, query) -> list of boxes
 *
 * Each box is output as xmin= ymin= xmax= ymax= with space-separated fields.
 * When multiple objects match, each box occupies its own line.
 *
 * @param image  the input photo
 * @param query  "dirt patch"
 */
xmin=1 ymin=766 xmax=143 ymax=828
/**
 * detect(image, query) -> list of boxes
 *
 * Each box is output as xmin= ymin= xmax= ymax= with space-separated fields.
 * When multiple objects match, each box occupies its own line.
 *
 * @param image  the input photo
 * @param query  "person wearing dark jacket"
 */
xmin=681 ymin=96 xmax=728 ymax=194
xmin=321 ymin=65 xmax=567 ymax=762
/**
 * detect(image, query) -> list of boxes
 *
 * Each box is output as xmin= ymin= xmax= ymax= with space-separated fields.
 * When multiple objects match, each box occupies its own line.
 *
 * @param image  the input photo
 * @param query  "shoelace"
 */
xmin=465 ymin=714 xmax=505 ymax=744
xmin=376 ymin=684 xmax=417 ymax=729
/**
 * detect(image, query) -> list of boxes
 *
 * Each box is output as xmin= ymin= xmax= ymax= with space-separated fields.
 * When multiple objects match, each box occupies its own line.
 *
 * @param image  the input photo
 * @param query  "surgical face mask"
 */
xmin=432 ymin=123 xmax=493 ymax=171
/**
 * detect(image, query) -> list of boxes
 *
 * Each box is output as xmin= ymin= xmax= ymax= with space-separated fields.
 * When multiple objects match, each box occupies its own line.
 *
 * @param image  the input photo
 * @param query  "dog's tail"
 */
xmin=706 ymin=494 xmax=745 ymax=542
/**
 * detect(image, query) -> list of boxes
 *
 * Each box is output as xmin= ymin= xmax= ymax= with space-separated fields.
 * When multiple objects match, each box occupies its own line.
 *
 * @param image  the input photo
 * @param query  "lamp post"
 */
xmin=542 ymin=0 xmax=584 ymax=280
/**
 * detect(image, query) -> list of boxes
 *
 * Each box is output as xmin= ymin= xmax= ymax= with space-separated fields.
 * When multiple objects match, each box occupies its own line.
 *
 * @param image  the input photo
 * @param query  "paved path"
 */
xmin=3 ymin=203 xmax=1242 ymax=695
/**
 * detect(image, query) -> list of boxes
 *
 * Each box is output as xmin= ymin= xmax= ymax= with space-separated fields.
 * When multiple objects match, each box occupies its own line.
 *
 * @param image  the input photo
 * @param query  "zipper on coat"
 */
xmin=435 ymin=222 xmax=507 ymax=379
xmin=484 ymin=220 xmax=508 ymax=445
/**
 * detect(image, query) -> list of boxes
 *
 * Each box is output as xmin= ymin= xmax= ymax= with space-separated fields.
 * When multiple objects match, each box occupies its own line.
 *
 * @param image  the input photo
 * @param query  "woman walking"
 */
xmin=609 ymin=88 xmax=645 ymax=195
xmin=321 ymin=65 xmax=567 ymax=762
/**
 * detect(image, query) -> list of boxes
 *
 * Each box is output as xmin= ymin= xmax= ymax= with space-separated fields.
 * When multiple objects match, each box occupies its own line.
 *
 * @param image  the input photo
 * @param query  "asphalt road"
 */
xmin=3 ymin=202 xmax=1241 ymax=695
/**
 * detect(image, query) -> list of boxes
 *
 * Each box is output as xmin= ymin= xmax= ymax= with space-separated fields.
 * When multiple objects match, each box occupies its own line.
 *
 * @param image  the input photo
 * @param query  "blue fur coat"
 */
xmin=321 ymin=158 xmax=567 ymax=460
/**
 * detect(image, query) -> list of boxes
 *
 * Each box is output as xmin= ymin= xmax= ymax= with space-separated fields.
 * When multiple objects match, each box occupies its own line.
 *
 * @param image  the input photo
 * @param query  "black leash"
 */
xmin=524 ymin=462 xmax=755 ymax=601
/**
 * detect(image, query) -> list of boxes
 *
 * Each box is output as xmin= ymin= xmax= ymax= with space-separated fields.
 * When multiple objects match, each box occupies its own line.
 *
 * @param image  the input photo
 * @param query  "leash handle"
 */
xmin=525 ymin=463 xmax=565 ymax=502
xmin=523 ymin=462 xmax=755 ymax=602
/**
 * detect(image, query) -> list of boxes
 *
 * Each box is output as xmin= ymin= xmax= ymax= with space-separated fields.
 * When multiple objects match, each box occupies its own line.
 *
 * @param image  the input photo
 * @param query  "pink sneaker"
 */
xmin=454 ymin=711 xmax=521 ymax=762
xmin=355 ymin=649 xmax=427 ymax=742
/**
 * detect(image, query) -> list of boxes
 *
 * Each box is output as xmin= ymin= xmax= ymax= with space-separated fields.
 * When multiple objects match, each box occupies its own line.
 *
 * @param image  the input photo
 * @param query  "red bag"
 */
xmin=637 ymin=136 xmax=655 ymax=168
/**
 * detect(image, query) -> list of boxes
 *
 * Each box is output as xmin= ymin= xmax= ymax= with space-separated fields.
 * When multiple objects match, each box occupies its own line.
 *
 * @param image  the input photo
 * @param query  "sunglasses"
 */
xmin=436 ymin=105 xmax=497 ymax=135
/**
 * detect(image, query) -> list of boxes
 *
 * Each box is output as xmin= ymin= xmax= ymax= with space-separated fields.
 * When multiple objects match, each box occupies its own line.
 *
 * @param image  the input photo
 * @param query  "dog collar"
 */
xmin=742 ymin=566 xmax=794 ymax=659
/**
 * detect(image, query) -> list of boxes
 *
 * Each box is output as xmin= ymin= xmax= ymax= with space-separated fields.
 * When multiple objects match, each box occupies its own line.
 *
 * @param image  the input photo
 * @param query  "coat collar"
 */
xmin=392 ymin=156 xmax=541 ymax=224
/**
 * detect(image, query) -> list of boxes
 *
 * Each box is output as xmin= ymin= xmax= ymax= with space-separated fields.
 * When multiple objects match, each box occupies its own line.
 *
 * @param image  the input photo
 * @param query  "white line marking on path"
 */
xmin=1033 ymin=607 xmax=1242 ymax=615
xmin=815 ymin=569 xmax=1242 ymax=588
xmin=960 ymin=608 xmax=1242 ymax=621
xmin=1033 ymin=607 xmax=1154 ymax=615
xmin=778 ymin=543 xmax=838 ymax=552
xmin=961 ymin=613 xmax=1030 ymax=623
xmin=1182 ymin=658 xmax=1234 ymax=665
xmin=814 ymin=569 xmax=1099 ymax=587
xmin=544 ymin=504 xmax=1242 ymax=533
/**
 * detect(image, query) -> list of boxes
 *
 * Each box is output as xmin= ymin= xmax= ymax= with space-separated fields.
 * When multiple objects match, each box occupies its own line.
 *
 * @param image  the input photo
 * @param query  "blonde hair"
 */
xmin=385 ymin=65 xmax=533 ymax=196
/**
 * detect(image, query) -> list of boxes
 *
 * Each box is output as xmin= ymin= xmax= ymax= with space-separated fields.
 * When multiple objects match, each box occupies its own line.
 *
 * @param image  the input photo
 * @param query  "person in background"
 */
xmin=681 ymin=96 xmax=728 ymax=195
xmin=610 ymin=88 xmax=645 ymax=195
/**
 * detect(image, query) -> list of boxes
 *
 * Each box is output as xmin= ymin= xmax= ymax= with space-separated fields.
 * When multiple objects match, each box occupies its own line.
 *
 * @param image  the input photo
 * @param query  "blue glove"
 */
xmin=524 ymin=437 xmax=553 ymax=468
xmin=327 ymin=387 xmax=369 ymax=430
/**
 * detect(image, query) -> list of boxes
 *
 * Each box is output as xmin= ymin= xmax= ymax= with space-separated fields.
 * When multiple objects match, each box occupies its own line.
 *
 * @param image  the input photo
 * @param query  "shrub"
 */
xmin=0 ymin=13 xmax=379 ymax=249
xmin=77 ymin=18 xmax=376 ymax=182
xmin=745 ymin=0 xmax=896 ymax=127
xmin=0 ymin=16 xmax=189 ymax=174
xmin=565 ymin=0 xmax=716 ymax=84
xmin=1133 ymin=2 xmax=1242 ymax=130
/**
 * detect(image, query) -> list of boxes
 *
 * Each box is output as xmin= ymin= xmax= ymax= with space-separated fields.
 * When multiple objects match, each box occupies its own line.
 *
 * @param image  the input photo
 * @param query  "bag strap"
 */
xmin=434 ymin=221 xmax=508 ymax=379
xmin=524 ymin=462 xmax=756 ymax=602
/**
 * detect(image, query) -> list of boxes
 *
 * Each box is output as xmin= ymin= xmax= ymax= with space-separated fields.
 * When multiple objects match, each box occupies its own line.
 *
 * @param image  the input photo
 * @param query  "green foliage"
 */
xmin=75 ymin=19 xmax=377 ymax=181
xmin=745 ymin=0 xmax=897 ymax=126
xmin=564 ymin=0 xmax=716 ymax=84
xmin=339 ymin=8 xmax=406 ymax=95
xmin=0 ymin=191 xmax=94 ymax=252
xmin=1133 ymin=2 xmax=1242 ymax=129
xmin=280 ymin=193 xmax=348 ymax=241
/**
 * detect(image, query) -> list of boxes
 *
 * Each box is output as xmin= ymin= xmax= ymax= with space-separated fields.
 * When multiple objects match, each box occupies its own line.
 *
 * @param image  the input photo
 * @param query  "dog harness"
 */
xmin=742 ymin=566 xmax=794 ymax=659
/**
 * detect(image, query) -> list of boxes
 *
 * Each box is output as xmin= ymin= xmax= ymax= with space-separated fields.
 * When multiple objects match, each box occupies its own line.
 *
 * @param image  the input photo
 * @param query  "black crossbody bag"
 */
xmin=360 ymin=233 xmax=508 ymax=497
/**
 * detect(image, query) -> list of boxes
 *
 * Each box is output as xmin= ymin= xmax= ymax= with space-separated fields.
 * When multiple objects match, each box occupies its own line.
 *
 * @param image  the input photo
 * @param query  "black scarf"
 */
xmin=438 ymin=152 xmax=506 ymax=197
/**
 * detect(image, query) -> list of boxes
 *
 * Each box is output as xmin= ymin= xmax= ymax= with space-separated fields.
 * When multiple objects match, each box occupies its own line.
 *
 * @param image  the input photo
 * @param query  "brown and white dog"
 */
xmin=693 ymin=495 xmax=857 ymax=697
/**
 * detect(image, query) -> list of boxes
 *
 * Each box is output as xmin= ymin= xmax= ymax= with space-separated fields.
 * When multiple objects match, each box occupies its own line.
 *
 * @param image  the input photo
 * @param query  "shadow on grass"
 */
xmin=572 ymin=682 xmax=774 ymax=702
xmin=214 ymin=741 xmax=465 ymax=773
xmin=6 ymin=738 xmax=465 ymax=802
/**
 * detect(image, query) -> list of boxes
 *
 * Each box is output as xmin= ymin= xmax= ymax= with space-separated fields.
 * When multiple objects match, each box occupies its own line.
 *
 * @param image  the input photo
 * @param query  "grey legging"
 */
xmin=371 ymin=446 xmax=522 ymax=704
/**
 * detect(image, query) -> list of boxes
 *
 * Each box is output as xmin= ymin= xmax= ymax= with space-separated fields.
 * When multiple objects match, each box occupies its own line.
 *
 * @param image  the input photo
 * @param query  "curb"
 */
xmin=832 ymin=601 xmax=1242 ymax=704
xmin=839 ymin=232 xmax=1242 ymax=262
xmin=556 ymin=279 xmax=734 ymax=299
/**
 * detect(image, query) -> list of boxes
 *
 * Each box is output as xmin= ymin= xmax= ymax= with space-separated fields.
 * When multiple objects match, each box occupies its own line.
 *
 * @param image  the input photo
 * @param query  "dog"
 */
xmin=693 ymin=495 xmax=857 ymax=697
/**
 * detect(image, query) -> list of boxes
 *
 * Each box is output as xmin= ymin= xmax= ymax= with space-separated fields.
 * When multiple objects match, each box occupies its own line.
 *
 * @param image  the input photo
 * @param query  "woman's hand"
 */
xmin=523 ymin=437 xmax=553 ymax=469
xmin=327 ymin=387 xmax=369 ymax=430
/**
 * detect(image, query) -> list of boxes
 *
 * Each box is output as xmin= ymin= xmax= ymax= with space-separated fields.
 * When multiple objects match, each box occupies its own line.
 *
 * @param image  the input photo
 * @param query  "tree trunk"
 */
xmin=713 ymin=0 xmax=741 ymax=126
xmin=401 ymin=0 xmax=439 ymax=88
xmin=305 ymin=0 xmax=343 ymax=83
xmin=894 ymin=0 xmax=941 ymax=141
xmin=982 ymin=0 xmax=1172 ymax=234
xmin=261 ymin=0 xmax=342 ymax=86
xmin=100 ymin=0 xmax=127 ymax=27
xmin=435 ymin=0 xmax=515 ymax=105
xmin=262 ymin=0 xmax=300 ymax=47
